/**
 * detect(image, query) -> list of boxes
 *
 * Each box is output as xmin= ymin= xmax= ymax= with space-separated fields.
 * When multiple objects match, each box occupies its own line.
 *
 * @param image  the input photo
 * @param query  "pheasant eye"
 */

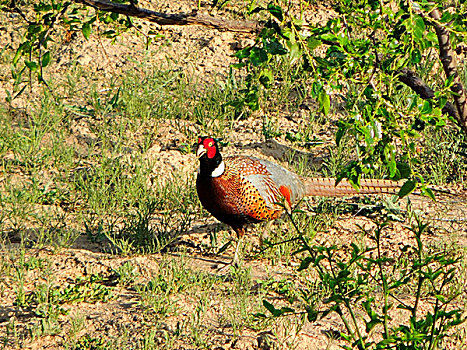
xmin=208 ymin=142 xmax=214 ymax=147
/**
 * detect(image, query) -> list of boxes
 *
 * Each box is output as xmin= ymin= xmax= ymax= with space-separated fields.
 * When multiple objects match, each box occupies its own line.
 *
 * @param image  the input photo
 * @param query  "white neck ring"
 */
xmin=211 ymin=160 xmax=225 ymax=177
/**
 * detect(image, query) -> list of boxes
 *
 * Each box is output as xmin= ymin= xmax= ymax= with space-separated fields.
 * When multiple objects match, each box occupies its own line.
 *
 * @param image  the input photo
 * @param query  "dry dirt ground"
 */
xmin=1 ymin=1 xmax=467 ymax=349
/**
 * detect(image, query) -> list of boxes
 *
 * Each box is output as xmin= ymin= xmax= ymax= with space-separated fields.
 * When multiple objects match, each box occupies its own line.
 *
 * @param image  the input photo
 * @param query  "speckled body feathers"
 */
xmin=196 ymin=156 xmax=306 ymax=236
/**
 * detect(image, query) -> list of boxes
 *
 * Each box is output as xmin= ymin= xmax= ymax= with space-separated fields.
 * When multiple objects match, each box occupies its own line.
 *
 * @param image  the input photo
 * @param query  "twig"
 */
xmin=7 ymin=0 xmax=33 ymax=24
xmin=38 ymin=3 xmax=70 ymax=99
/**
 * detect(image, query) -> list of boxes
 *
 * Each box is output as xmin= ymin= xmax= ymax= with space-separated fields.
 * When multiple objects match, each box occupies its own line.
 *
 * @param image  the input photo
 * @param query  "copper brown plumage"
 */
xmin=195 ymin=136 xmax=403 ymax=265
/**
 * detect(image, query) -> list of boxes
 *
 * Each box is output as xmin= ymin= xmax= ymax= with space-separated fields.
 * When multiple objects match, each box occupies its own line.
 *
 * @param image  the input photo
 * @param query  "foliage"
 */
xmin=231 ymin=0 xmax=467 ymax=193
xmin=259 ymin=208 xmax=465 ymax=349
xmin=2 ymin=0 xmax=136 ymax=100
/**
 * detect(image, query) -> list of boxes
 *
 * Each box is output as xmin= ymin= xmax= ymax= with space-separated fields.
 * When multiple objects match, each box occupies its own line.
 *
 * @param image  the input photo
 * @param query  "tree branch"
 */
xmin=397 ymin=67 xmax=459 ymax=121
xmin=428 ymin=7 xmax=467 ymax=134
xmin=73 ymin=0 xmax=261 ymax=33
xmin=315 ymin=36 xmax=460 ymax=121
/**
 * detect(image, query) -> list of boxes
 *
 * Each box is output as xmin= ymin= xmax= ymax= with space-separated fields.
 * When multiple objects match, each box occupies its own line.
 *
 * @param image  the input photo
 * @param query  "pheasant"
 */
xmin=196 ymin=136 xmax=406 ymax=266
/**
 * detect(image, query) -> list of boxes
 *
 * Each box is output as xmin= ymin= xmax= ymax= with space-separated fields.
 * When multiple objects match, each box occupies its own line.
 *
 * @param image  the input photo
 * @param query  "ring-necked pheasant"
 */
xmin=195 ymin=136 xmax=405 ymax=265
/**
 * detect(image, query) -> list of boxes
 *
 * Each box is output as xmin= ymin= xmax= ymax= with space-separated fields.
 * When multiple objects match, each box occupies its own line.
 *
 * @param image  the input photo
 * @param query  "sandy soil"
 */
xmin=0 ymin=0 xmax=466 ymax=349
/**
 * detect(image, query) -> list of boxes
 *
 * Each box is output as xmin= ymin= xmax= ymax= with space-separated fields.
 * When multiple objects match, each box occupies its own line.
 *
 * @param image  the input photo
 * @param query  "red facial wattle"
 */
xmin=208 ymin=147 xmax=216 ymax=158
xmin=203 ymin=138 xmax=217 ymax=159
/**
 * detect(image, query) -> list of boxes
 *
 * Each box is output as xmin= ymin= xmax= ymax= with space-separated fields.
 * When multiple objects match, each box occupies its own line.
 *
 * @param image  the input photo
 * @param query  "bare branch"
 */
xmin=397 ymin=68 xmax=459 ymax=121
xmin=73 ymin=0 xmax=261 ymax=33
xmin=429 ymin=7 xmax=467 ymax=134
xmin=5 ymin=0 xmax=33 ymax=24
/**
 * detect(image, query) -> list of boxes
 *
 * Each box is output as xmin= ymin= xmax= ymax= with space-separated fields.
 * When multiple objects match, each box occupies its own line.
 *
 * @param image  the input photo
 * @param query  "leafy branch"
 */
xmin=226 ymin=0 xmax=467 ymax=191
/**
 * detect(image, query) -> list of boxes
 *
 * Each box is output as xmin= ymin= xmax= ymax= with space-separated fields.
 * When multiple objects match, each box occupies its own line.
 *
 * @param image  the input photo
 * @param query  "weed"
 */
xmin=421 ymin=128 xmax=467 ymax=184
xmin=189 ymin=297 xmax=210 ymax=348
xmin=2 ymin=317 xmax=19 ymax=350
xmin=67 ymin=311 xmax=86 ymax=345
xmin=137 ymin=257 xmax=217 ymax=318
xmin=217 ymin=265 xmax=270 ymax=335
xmin=262 ymin=115 xmax=282 ymax=140
xmin=259 ymin=208 xmax=466 ymax=349
xmin=256 ymin=202 xmax=325 ymax=264
xmin=11 ymin=250 xmax=45 ymax=308
xmin=15 ymin=273 xmax=115 ymax=311
xmin=58 ymin=274 xmax=116 ymax=304
xmin=1 ymin=6 xmax=466 ymax=348
xmin=114 ymin=261 xmax=139 ymax=287
xmin=102 ymin=174 xmax=198 ymax=255
xmin=73 ymin=334 xmax=110 ymax=350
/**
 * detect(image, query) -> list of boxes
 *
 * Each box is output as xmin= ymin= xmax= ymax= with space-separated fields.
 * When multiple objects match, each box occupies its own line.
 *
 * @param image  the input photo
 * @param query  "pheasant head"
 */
xmin=196 ymin=137 xmax=224 ymax=177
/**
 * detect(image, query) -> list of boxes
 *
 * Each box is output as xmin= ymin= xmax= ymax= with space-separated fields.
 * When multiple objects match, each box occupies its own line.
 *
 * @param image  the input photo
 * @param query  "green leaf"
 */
xmin=306 ymin=308 xmax=318 ymax=322
xmin=318 ymin=91 xmax=330 ymax=115
xmin=266 ymin=40 xmax=287 ymax=55
xmin=267 ymin=3 xmax=283 ymax=22
xmin=298 ymin=257 xmax=313 ymax=271
xmin=412 ymin=15 xmax=425 ymax=40
xmin=366 ymin=319 xmax=382 ymax=333
xmin=245 ymin=89 xmax=260 ymax=110
xmin=28 ymin=24 xmax=44 ymax=35
xmin=307 ymin=37 xmax=322 ymax=50
xmin=396 ymin=162 xmax=411 ymax=179
xmin=248 ymin=4 xmax=264 ymax=15
xmin=263 ymin=299 xmax=277 ymax=315
xmin=288 ymin=42 xmax=300 ymax=63
xmin=411 ymin=48 xmax=422 ymax=63
xmin=337 ymin=270 xmax=350 ymax=279
xmin=82 ymin=22 xmax=91 ymax=40
xmin=250 ymin=47 xmax=268 ymax=66
xmin=311 ymin=81 xmax=321 ymax=98
xmin=422 ymin=187 xmax=435 ymax=201
xmin=41 ymin=51 xmax=51 ymax=67
xmin=34 ymin=2 xmax=52 ymax=11
xmin=384 ymin=144 xmax=396 ymax=177
xmin=420 ymin=100 xmax=432 ymax=114
xmin=425 ymin=31 xmax=438 ymax=45
xmin=336 ymin=121 xmax=347 ymax=146
xmin=319 ymin=33 xmax=338 ymax=42
xmin=281 ymin=27 xmax=292 ymax=40
xmin=13 ymin=42 xmax=29 ymax=65
xmin=398 ymin=180 xmax=416 ymax=198
xmin=259 ymin=69 xmax=273 ymax=88
xmin=279 ymin=307 xmax=295 ymax=314
xmin=25 ymin=60 xmax=38 ymax=71
xmin=440 ymin=11 xmax=452 ymax=24
xmin=235 ymin=47 xmax=251 ymax=60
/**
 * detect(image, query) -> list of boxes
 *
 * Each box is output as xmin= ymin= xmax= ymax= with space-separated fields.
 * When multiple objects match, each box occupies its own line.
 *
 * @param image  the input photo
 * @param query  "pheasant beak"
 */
xmin=196 ymin=144 xmax=206 ymax=158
